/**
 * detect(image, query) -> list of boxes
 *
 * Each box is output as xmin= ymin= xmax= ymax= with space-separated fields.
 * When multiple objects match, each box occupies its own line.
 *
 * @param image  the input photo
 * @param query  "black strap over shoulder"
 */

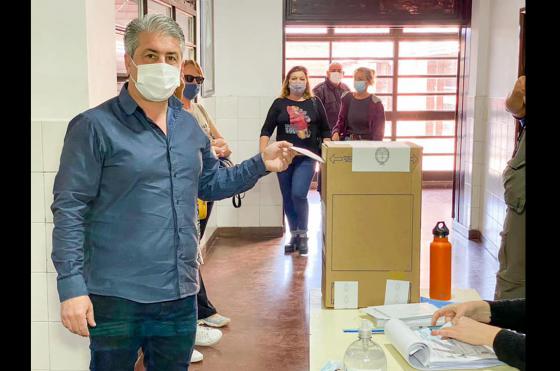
xmin=218 ymin=157 xmax=245 ymax=208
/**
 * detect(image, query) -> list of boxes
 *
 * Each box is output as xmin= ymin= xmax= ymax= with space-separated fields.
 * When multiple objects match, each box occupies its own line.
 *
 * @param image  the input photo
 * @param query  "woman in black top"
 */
xmin=259 ymin=66 xmax=331 ymax=255
xmin=431 ymin=299 xmax=525 ymax=370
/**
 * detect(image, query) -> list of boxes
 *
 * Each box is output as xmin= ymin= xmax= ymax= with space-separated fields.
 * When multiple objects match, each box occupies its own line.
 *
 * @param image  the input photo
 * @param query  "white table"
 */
xmin=309 ymin=288 xmax=517 ymax=371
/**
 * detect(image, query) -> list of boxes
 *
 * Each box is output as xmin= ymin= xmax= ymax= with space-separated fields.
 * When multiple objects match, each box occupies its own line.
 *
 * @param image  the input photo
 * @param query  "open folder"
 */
xmin=385 ymin=319 xmax=505 ymax=370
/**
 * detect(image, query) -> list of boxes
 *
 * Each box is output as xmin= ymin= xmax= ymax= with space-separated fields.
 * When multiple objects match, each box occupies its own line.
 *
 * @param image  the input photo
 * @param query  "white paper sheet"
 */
xmin=384 ymin=279 xmax=411 ymax=305
xmin=290 ymin=146 xmax=325 ymax=163
xmin=333 ymin=281 xmax=358 ymax=309
xmin=365 ymin=303 xmax=438 ymax=320
xmin=351 ymin=141 xmax=411 ymax=172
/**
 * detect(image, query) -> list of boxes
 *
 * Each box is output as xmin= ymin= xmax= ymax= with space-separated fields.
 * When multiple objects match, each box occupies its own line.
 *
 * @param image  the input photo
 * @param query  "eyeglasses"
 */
xmin=185 ymin=74 xmax=205 ymax=84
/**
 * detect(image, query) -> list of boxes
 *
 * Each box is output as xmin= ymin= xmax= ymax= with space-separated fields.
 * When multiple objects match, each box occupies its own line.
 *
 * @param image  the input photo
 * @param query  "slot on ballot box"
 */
xmin=320 ymin=141 xmax=423 ymax=308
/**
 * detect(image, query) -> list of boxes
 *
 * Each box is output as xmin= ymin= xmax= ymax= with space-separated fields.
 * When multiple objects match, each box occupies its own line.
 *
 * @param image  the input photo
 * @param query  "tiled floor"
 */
xmin=190 ymin=189 xmax=500 ymax=371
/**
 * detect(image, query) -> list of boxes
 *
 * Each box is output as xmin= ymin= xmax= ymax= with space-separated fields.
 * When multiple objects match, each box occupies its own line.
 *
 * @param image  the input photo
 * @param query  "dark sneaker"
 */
xmin=297 ymin=236 xmax=308 ymax=255
xmin=285 ymin=235 xmax=299 ymax=253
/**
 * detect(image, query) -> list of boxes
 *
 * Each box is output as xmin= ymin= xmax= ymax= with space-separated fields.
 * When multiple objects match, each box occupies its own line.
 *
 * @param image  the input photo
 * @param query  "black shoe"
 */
xmin=284 ymin=235 xmax=299 ymax=253
xmin=297 ymin=236 xmax=308 ymax=255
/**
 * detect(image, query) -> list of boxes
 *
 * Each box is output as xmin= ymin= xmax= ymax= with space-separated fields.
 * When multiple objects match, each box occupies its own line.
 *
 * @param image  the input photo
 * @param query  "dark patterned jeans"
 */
xmin=88 ymin=294 xmax=197 ymax=371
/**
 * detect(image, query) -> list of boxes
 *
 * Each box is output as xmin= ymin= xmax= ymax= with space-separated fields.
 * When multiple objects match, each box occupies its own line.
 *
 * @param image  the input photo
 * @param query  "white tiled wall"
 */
xmin=198 ymin=0 xmax=284 ymax=228
xmin=42 ymin=121 xmax=69 ymax=172
xmin=31 ymin=273 xmax=48 ymax=322
xmin=200 ymin=96 xmax=282 ymax=227
xmin=461 ymin=0 xmax=524 ymax=253
xmin=31 ymin=322 xmax=50 ymax=370
xmin=32 ymin=116 xmax=94 ymax=370
xmin=49 ymin=322 xmax=91 ymax=370
xmin=32 ymin=0 xmax=116 ymax=369
xmin=479 ymin=97 xmax=517 ymax=252
xmin=32 ymin=117 xmax=93 ymax=370
xmin=199 ymin=95 xmax=284 ymax=228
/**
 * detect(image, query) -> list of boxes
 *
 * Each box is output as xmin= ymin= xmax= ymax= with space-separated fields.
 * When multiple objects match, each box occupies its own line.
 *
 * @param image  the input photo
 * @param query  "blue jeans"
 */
xmin=277 ymin=156 xmax=316 ymax=234
xmin=88 ymin=294 xmax=197 ymax=371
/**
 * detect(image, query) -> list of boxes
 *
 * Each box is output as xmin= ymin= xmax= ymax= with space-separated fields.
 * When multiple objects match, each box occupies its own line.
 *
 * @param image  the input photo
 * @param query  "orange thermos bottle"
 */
xmin=429 ymin=221 xmax=452 ymax=301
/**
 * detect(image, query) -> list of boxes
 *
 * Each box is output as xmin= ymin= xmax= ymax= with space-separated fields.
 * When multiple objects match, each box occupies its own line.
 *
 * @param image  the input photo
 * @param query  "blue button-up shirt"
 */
xmin=51 ymin=84 xmax=267 ymax=303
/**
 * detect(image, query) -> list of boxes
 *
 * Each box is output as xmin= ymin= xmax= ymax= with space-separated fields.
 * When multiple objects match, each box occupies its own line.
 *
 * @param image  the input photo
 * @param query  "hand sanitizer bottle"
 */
xmin=343 ymin=320 xmax=387 ymax=371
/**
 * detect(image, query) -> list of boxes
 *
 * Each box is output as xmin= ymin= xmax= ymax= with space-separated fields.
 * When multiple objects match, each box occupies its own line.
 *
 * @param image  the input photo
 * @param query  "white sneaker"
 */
xmin=191 ymin=349 xmax=203 ymax=363
xmin=195 ymin=325 xmax=222 ymax=346
xmin=199 ymin=313 xmax=231 ymax=328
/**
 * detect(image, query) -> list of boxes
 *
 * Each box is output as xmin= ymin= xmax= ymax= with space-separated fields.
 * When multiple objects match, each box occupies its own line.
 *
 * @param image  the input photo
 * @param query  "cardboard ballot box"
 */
xmin=320 ymin=141 xmax=422 ymax=308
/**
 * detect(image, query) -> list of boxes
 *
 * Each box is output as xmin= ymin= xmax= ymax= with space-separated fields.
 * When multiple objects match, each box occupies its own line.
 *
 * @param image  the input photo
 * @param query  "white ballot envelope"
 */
xmin=290 ymin=146 xmax=325 ymax=163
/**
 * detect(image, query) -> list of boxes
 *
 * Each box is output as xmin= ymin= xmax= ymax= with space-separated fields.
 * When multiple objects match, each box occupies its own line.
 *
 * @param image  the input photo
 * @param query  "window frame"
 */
xmin=285 ymin=26 xmax=460 ymax=178
xmin=114 ymin=0 xmax=198 ymax=94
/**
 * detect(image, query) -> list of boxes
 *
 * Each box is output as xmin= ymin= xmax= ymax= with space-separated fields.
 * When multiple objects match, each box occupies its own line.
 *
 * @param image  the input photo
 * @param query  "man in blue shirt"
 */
xmin=51 ymin=14 xmax=294 ymax=370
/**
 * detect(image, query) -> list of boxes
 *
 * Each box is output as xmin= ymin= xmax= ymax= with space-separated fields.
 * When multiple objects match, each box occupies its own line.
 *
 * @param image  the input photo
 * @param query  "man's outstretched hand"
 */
xmin=261 ymin=141 xmax=295 ymax=172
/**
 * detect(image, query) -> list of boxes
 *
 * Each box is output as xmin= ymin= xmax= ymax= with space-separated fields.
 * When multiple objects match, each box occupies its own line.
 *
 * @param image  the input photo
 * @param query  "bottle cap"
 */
xmin=432 ymin=221 xmax=449 ymax=237
xmin=358 ymin=319 xmax=373 ymax=339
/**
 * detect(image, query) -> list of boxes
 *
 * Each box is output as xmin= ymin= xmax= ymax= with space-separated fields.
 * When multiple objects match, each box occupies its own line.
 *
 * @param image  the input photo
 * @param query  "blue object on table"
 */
xmin=420 ymin=296 xmax=454 ymax=308
xmin=343 ymin=328 xmax=385 ymax=334
xmin=321 ymin=360 xmax=343 ymax=371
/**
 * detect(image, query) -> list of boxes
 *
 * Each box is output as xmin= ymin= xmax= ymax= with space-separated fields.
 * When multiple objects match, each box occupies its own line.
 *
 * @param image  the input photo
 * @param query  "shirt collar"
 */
xmin=118 ymin=82 xmax=184 ymax=116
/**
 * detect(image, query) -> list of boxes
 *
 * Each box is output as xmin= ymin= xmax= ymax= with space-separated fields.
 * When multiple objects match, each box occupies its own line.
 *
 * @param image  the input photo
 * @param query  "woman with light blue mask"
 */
xmin=331 ymin=67 xmax=386 ymax=141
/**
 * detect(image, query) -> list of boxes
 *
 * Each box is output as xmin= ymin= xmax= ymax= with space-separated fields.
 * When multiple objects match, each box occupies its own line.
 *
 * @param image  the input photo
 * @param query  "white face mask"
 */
xmin=328 ymin=72 xmax=342 ymax=84
xmin=129 ymin=59 xmax=180 ymax=102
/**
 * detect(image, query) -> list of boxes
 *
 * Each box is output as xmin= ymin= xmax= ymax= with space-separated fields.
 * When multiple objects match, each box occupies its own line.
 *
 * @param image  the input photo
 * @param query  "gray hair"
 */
xmin=124 ymin=14 xmax=185 ymax=58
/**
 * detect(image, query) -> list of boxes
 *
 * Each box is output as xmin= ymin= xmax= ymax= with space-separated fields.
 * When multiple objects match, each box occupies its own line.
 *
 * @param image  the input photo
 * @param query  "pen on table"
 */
xmin=343 ymin=325 xmax=442 ymax=334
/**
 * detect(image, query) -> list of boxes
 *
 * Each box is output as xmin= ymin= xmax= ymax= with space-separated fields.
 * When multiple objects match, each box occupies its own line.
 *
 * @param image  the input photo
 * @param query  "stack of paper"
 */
xmin=385 ymin=319 xmax=505 ymax=370
xmin=362 ymin=303 xmax=442 ymax=328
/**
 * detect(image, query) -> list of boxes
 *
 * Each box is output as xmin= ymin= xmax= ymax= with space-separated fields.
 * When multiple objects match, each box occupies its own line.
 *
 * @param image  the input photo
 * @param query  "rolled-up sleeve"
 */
xmin=51 ymin=114 xmax=104 ymax=302
xmin=198 ymin=139 xmax=268 ymax=201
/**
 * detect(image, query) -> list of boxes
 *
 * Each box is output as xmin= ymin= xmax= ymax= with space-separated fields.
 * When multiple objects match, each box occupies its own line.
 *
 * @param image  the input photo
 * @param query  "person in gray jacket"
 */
xmin=312 ymin=62 xmax=351 ymax=130
xmin=312 ymin=62 xmax=350 ymax=193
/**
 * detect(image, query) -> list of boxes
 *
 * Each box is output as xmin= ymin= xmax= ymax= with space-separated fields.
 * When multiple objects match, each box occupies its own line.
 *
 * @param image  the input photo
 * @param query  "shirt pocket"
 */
xmin=502 ymin=153 xmax=526 ymax=213
xmin=178 ymin=225 xmax=200 ymax=266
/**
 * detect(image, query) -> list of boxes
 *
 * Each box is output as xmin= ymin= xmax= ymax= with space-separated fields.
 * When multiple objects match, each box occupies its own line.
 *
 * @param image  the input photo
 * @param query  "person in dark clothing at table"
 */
xmin=259 ymin=65 xmax=331 ymax=255
xmin=331 ymin=67 xmax=385 ymax=141
xmin=312 ymin=62 xmax=350 ymax=193
xmin=431 ymin=299 xmax=525 ymax=371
